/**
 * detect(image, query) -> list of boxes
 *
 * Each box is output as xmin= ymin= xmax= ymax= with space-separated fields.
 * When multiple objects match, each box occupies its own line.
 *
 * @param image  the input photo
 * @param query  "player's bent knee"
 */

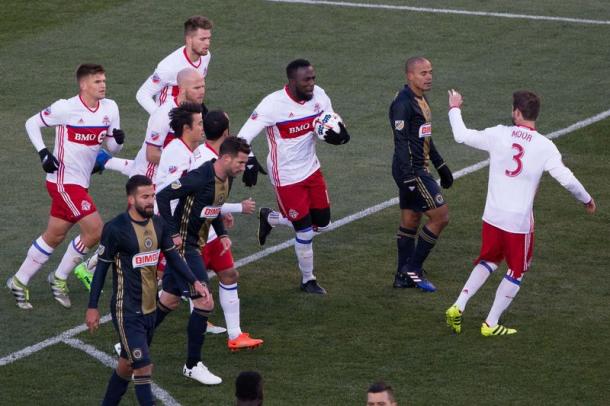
xmin=159 ymin=292 xmax=180 ymax=310
xmin=134 ymin=364 xmax=153 ymax=376
xmin=291 ymin=215 xmax=313 ymax=232
xmin=219 ymin=268 xmax=238 ymax=284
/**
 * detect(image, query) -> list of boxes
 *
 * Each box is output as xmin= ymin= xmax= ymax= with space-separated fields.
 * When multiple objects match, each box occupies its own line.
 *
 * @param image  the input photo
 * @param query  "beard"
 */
xmin=135 ymin=204 xmax=154 ymax=219
xmin=295 ymin=87 xmax=313 ymax=101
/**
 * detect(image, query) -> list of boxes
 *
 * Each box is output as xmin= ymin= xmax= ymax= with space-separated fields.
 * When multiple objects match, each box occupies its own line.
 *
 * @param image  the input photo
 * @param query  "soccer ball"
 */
xmin=313 ymin=112 xmax=342 ymax=140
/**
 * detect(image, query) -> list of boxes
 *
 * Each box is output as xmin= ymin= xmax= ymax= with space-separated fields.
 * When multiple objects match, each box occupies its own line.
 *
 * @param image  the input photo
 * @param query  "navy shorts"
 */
xmin=111 ymin=310 xmax=155 ymax=369
xmin=162 ymin=246 xmax=209 ymax=298
xmin=398 ymin=172 xmax=446 ymax=212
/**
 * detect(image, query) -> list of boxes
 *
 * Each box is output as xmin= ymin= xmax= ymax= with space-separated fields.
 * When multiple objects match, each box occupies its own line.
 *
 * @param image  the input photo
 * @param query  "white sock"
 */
xmin=268 ymin=210 xmax=293 ymax=228
xmin=105 ymin=157 xmax=134 ymax=176
xmin=295 ymin=228 xmax=315 ymax=283
xmin=15 ymin=237 xmax=54 ymax=285
xmin=485 ymin=273 xmax=521 ymax=327
xmin=219 ymin=282 xmax=241 ymax=339
xmin=54 ymin=236 xmax=90 ymax=280
xmin=85 ymin=252 xmax=98 ymax=273
xmin=455 ymin=261 xmax=497 ymax=312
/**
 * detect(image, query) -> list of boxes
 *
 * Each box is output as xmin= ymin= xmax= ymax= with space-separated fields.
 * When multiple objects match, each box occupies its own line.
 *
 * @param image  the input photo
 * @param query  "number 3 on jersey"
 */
xmin=505 ymin=143 xmax=524 ymax=177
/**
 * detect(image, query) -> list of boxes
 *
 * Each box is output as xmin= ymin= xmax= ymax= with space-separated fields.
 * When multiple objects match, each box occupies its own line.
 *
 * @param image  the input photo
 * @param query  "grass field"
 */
xmin=0 ymin=1 xmax=609 ymax=404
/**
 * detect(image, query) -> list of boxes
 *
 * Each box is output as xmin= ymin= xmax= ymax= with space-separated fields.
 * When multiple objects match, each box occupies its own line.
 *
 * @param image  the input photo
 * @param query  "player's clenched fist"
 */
xmin=38 ymin=148 xmax=59 ymax=173
xmin=448 ymin=89 xmax=463 ymax=109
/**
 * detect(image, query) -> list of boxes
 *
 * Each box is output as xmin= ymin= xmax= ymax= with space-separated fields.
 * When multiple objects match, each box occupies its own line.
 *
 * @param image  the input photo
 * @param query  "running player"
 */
xmin=237 ymin=59 xmax=350 ymax=295
xmin=154 ymin=135 xmax=251 ymax=384
xmin=7 ymin=64 xmax=125 ymax=309
xmin=444 ymin=89 xmax=596 ymax=336
xmin=86 ymin=175 xmax=209 ymax=404
xmin=136 ymin=15 xmax=212 ymax=115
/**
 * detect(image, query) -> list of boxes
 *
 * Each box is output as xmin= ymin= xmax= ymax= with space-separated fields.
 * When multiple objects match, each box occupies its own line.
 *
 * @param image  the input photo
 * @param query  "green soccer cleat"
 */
xmin=48 ymin=272 xmax=71 ymax=308
xmin=6 ymin=276 xmax=33 ymax=310
xmin=74 ymin=262 xmax=93 ymax=292
xmin=481 ymin=322 xmax=517 ymax=337
xmin=445 ymin=305 xmax=463 ymax=334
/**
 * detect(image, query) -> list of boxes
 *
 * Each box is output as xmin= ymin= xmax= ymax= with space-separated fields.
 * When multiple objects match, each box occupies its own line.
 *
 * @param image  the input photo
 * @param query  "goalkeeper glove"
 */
xmin=38 ymin=148 xmax=59 ymax=173
xmin=436 ymin=163 xmax=453 ymax=189
xmin=324 ymin=122 xmax=350 ymax=145
xmin=242 ymin=155 xmax=267 ymax=187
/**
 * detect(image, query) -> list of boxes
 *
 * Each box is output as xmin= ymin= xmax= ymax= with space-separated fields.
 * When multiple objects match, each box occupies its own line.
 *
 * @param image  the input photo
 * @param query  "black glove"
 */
xmin=324 ymin=122 xmax=350 ymax=145
xmin=242 ymin=155 xmax=267 ymax=187
xmin=38 ymin=148 xmax=59 ymax=173
xmin=111 ymin=128 xmax=125 ymax=145
xmin=437 ymin=163 xmax=453 ymax=189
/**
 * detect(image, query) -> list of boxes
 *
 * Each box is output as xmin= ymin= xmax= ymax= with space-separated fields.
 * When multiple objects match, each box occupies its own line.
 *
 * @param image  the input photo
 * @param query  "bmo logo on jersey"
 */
xmin=67 ymin=126 xmax=108 ymax=146
xmin=276 ymin=113 xmax=320 ymax=139
xmin=200 ymin=206 xmax=222 ymax=219
xmin=132 ymin=249 xmax=161 ymax=268
xmin=419 ymin=123 xmax=432 ymax=138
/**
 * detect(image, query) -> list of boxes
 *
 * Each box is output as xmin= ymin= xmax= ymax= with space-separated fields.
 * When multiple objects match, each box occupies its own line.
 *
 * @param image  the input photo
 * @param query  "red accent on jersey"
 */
xmin=275 ymin=113 xmax=320 ymax=139
xmin=183 ymin=47 xmax=202 ymax=68
xmin=163 ymin=133 xmax=175 ymax=148
xmin=66 ymin=126 xmax=108 ymax=146
xmin=284 ymin=86 xmax=305 ymax=105
xmin=267 ymin=126 xmax=281 ymax=186
xmin=78 ymin=95 xmax=100 ymax=113
xmin=204 ymin=142 xmax=218 ymax=156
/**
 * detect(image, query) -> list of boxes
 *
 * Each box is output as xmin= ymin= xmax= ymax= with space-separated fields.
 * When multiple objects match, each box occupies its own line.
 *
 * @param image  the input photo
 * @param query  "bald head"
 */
xmin=176 ymin=68 xmax=205 ymax=104
xmin=405 ymin=56 xmax=430 ymax=74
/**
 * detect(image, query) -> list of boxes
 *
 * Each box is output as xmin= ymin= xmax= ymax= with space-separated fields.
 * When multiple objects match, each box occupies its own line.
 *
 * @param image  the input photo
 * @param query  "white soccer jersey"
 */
xmin=131 ymin=97 xmax=178 ymax=180
xmin=137 ymin=46 xmax=211 ymax=114
xmin=237 ymin=85 xmax=333 ymax=187
xmin=35 ymin=95 xmax=120 ymax=188
xmin=449 ymin=108 xmax=591 ymax=234
xmin=155 ymin=137 xmax=203 ymax=192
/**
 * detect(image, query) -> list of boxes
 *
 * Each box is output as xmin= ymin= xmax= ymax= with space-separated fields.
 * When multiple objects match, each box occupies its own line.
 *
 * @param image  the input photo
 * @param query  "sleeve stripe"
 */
xmin=39 ymin=111 xmax=50 ymax=127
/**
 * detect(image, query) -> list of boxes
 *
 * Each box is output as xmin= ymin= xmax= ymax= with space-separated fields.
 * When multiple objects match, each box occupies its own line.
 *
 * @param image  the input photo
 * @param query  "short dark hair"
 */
xmin=235 ymin=371 xmax=263 ymax=404
xmin=219 ymin=136 xmax=251 ymax=157
xmin=368 ymin=381 xmax=395 ymax=402
xmin=513 ymin=90 xmax=540 ymax=121
xmin=405 ymin=56 xmax=428 ymax=73
xmin=184 ymin=15 xmax=213 ymax=35
xmin=203 ymin=110 xmax=229 ymax=141
xmin=286 ymin=59 xmax=312 ymax=79
xmin=76 ymin=64 xmax=105 ymax=81
xmin=169 ymin=102 xmax=203 ymax=138
xmin=126 ymin=175 xmax=152 ymax=196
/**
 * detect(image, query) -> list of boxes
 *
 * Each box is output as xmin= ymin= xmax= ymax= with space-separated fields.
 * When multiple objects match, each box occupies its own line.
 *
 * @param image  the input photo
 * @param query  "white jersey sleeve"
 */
xmin=237 ymin=97 xmax=277 ymax=145
xmin=544 ymin=145 xmax=591 ymax=204
xmin=26 ymin=99 xmax=70 ymax=152
xmin=155 ymin=138 xmax=194 ymax=192
xmin=448 ymin=108 xmax=493 ymax=151
xmin=136 ymin=68 xmax=174 ymax=115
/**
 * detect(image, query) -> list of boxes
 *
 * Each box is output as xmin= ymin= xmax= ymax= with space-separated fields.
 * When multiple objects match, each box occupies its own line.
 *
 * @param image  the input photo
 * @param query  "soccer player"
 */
xmin=7 ymin=64 xmax=125 ymax=309
xmin=155 ymin=136 xmax=251 ymax=384
xmin=389 ymin=56 xmax=453 ymax=293
xmin=96 ymin=67 xmax=206 ymax=179
xmin=136 ymin=15 xmax=212 ymax=115
xmin=444 ymin=89 xmax=596 ymax=336
xmin=86 ymin=175 xmax=209 ymax=405
xmin=367 ymin=382 xmax=398 ymax=406
xmin=237 ymin=59 xmax=350 ymax=295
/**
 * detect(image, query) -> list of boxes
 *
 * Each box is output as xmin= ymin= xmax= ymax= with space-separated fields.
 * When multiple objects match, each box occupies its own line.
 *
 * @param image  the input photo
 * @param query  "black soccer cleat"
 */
xmin=300 ymin=279 xmax=327 ymax=295
xmin=393 ymin=271 xmax=416 ymax=288
xmin=257 ymin=207 xmax=273 ymax=246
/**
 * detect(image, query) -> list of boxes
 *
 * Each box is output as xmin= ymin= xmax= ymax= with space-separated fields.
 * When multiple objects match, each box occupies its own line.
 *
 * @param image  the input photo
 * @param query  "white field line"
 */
xmin=265 ymin=0 xmax=610 ymax=25
xmin=1 ymin=108 xmax=608 ymax=367
xmin=62 ymin=338 xmax=181 ymax=406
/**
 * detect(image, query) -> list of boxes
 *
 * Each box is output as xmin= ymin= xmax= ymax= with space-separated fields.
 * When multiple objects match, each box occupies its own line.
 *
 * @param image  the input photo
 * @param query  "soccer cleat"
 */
xmin=183 ymin=362 xmax=222 ymax=385
xmin=74 ymin=262 xmax=93 ymax=291
xmin=481 ymin=322 xmax=517 ymax=337
xmin=257 ymin=207 xmax=273 ymax=246
xmin=206 ymin=321 xmax=227 ymax=335
xmin=393 ymin=271 xmax=416 ymax=288
xmin=47 ymin=272 xmax=71 ymax=308
xmin=400 ymin=267 xmax=436 ymax=292
xmin=227 ymin=333 xmax=264 ymax=352
xmin=445 ymin=305 xmax=463 ymax=334
xmin=6 ymin=276 xmax=33 ymax=310
xmin=300 ymin=279 xmax=327 ymax=295
xmin=92 ymin=149 xmax=112 ymax=174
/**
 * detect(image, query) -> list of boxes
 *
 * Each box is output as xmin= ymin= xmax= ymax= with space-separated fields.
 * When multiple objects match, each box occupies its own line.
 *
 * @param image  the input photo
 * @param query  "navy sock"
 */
xmin=154 ymin=301 xmax=172 ymax=329
xmin=410 ymin=226 xmax=438 ymax=270
xmin=102 ymin=370 xmax=130 ymax=406
xmin=186 ymin=307 xmax=210 ymax=368
xmin=133 ymin=375 xmax=155 ymax=405
xmin=396 ymin=226 xmax=417 ymax=273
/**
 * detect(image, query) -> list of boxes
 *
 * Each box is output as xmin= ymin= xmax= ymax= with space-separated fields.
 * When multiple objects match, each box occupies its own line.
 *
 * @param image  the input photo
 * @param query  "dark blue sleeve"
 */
xmin=88 ymin=223 xmax=117 ymax=308
xmin=390 ymin=96 xmax=414 ymax=181
xmin=156 ymin=169 xmax=204 ymax=236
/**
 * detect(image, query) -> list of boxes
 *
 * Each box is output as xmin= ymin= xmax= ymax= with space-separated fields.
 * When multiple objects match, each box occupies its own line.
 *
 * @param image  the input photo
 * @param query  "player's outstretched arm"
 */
xmin=136 ymin=77 xmax=162 ymax=115
xmin=546 ymin=156 xmax=593 ymax=208
xmin=447 ymin=90 xmax=490 ymax=151
xmin=585 ymin=198 xmax=596 ymax=214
